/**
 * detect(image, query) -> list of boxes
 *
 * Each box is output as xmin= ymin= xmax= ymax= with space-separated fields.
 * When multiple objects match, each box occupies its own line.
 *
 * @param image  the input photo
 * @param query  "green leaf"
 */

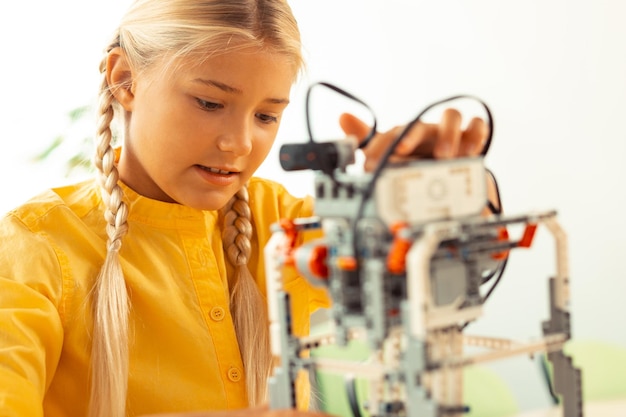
xmin=32 ymin=136 xmax=64 ymax=162
xmin=68 ymin=105 xmax=92 ymax=123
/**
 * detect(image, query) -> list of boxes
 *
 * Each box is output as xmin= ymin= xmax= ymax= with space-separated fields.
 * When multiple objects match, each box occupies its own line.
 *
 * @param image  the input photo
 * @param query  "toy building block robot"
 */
xmin=265 ymin=135 xmax=583 ymax=416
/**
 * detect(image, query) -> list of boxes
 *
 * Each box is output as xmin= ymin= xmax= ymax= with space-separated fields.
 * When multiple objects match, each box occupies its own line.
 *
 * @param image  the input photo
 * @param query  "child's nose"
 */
xmin=216 ymin=124 xmax=253 ymax=156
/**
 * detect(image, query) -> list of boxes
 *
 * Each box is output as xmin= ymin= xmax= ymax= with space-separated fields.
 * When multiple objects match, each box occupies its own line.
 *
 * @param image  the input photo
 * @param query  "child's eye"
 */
xmin=196 ymin=98 xmax=222 ymax=111
xmin=256 ymin=113 xmax=278 ymax=124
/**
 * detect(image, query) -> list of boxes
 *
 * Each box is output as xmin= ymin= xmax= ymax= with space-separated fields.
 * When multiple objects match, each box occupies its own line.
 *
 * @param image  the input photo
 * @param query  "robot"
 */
xmin=264 ymin=87 xmax=583 ymax=417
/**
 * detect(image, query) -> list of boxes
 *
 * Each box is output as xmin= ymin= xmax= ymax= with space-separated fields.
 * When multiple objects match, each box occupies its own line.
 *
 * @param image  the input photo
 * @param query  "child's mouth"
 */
xmin=197 ymin=165 xmax=234 ymax=175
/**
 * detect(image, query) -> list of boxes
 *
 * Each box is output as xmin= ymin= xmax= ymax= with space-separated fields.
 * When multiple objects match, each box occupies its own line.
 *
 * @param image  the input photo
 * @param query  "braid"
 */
xmin=88 ymin=52 xmax=131 ymax=417
xmin=221 ymin=186 xmax=271 ymax=406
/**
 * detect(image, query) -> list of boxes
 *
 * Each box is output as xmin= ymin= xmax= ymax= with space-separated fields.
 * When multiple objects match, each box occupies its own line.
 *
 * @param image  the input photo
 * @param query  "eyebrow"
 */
xmin=192 ymin=78 xmax=290 ymax=105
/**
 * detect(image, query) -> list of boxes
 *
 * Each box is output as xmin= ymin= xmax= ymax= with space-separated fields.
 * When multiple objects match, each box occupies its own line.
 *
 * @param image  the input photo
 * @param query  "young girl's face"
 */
xmin=117 ymin=47 xmax=295 ymax=210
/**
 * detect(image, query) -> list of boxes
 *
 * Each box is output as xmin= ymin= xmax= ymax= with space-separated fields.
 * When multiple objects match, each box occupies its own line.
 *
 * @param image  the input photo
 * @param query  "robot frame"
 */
xmin=264 ymin=86 xmax=583 ymax=417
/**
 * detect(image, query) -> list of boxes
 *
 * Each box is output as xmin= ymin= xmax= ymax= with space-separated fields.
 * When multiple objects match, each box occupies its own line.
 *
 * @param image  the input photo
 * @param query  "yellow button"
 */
xmin=209 ymin=307 xmax=225 ymax=321
xmin=227 ymin=367 xmax=242 ymax=382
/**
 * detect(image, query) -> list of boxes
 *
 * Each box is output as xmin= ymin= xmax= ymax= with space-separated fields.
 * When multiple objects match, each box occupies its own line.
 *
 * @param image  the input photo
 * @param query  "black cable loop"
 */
xmin=304 ymin=82 xmax=378 ymax=190
xmin=305 ymin=81 xmax=378 ymax=146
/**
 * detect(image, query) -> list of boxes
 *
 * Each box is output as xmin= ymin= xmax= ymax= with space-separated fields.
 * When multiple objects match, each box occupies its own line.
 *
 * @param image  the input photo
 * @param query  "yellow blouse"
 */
xmin=0 ymin=177 xmax=329 ymax=417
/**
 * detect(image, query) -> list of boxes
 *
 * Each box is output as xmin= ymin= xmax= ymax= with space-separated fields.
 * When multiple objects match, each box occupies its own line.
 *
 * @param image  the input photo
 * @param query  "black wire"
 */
xmin=305 ymin=81 xmax=378 ymax=146
xmin=480 ymin=106 xmax=494 ymax=156
xmin=303 ymin=82 xmax=381 ymax=191
xmin=460 ymin=169 xmax=506 ymax=331
xmin=344 ymin=375 xmax=363 ymax=417
xmin=485 ymin=168 xmax=503 ymax=214
xmin=482 ymin=258 xmax=508 ymax=300
xmin=480 ymin=168 xmax=505 ymax=286
xmin=539 ymin=354 xmax=560 ymax=404
xmin=479 ymin=168 xmax=509 ymax=293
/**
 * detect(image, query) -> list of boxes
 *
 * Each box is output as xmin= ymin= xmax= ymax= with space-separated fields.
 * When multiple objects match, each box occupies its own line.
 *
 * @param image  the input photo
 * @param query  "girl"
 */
xmin=0 ymin=1 xmax=489 ymax=416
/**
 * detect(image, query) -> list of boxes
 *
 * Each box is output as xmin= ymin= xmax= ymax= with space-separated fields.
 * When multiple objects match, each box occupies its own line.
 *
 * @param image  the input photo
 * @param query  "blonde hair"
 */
xmin=90 ymin=1 xmax=303 ymax=416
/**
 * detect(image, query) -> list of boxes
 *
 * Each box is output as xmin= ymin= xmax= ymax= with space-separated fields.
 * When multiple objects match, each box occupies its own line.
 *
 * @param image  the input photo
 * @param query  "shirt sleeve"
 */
xmin=0 ymin=214 xmax=64 ymax=417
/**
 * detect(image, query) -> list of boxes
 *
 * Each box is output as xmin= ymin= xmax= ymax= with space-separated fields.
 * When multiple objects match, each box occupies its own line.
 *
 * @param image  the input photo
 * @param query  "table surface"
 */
xmin=514 ymin=399 xmax=626 ymax=417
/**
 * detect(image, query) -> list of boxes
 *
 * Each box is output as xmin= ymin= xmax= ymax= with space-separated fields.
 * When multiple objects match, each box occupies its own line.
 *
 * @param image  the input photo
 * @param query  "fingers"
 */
xmin=340 ymin=110 xmax=489 ymax=173
xmin=395 ymin=122 xmax=438 ymax=156
xmin=338 ymin=113 xmax=372 ymax=143
xmin=459 ymin=117 xmax=488 ymax=156
xmin=396 ymin=111 xmax=487 ymax=159
xmin=340 ymin=112 xmax=399 ymax=171
xmin=433 ymin=108 xmax=462 ymax=159
xmin=360 ymin=125 xmax=404 ymax=171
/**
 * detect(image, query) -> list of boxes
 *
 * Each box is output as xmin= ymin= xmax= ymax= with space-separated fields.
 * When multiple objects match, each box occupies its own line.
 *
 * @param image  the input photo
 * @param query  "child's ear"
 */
xmin=106 ymin=47 xmax=135 ymax=111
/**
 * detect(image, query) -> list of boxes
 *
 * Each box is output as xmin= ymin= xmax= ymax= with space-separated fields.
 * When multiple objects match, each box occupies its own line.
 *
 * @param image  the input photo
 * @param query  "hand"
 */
xmin=339 ymin=110 xmax=499 ymax=214
xmin=339 ymin=110 xmax=489 ymax=172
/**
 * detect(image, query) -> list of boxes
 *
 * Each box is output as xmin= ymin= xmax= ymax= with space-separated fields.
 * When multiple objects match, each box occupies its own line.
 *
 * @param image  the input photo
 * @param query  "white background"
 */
xmin=1 ymin=0 xmax=625 ymax=411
